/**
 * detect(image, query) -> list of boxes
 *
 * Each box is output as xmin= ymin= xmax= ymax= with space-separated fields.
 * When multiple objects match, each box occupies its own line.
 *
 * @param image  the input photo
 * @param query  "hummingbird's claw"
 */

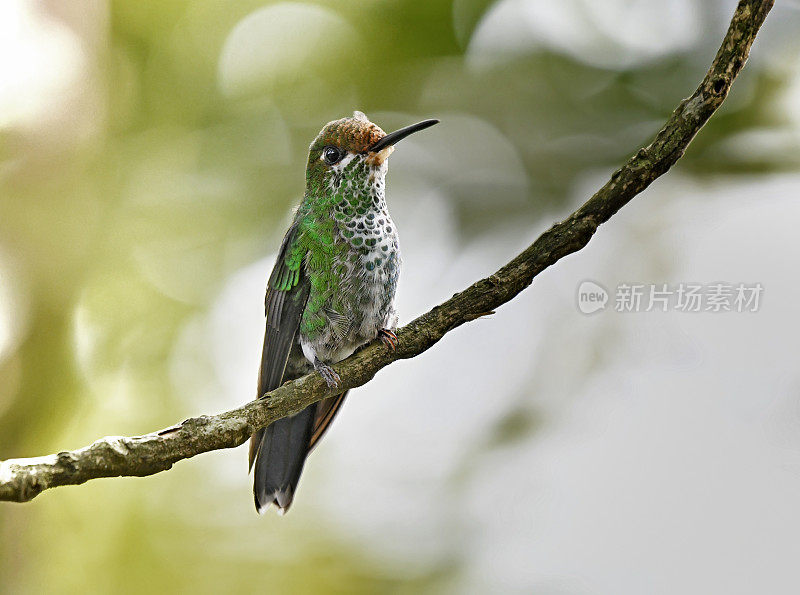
xmin=314 ymin=359 xmax=341 ymax=389
xmin=378 ymin=328 xmax=398 ymax=351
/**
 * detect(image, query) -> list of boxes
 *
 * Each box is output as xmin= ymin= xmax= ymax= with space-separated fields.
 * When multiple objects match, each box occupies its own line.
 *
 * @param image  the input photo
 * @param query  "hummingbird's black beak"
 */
xmin=369 ymin=119 xmax=439 ymax=153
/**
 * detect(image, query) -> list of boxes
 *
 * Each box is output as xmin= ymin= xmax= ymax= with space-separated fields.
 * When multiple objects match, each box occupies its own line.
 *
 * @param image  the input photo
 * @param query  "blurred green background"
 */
xmin=2 ymin=1 xmax=800 ymax=593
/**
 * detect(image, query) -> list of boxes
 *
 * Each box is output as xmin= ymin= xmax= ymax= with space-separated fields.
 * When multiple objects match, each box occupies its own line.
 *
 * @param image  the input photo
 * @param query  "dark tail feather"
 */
xmin=252 ymin=404 xmax=316 ymax=514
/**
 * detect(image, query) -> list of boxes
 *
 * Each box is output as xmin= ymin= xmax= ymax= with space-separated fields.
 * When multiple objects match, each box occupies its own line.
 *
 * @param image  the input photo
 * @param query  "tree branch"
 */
xmin=0 ymin=0 xmax=774 ymax=503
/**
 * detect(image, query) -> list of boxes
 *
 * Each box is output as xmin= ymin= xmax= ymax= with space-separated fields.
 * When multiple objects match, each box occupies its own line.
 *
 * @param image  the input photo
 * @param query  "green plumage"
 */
xmin=274 ymin=152 xmax=387 ymax=339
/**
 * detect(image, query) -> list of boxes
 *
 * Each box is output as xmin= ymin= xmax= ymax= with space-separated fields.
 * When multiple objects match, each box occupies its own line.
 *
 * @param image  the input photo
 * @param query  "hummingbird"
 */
xmin=250 ymin=111 xmax=438 ymax=514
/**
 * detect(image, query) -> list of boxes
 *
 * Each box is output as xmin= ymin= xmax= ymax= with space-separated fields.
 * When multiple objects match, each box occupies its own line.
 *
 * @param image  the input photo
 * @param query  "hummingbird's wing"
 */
xmin=249 ymin=223 xmax=349 ymax=512
xmin=260 ymin=223 xmax=310 ymax=396
xmin=248 ymin=223 xmax=310 ymax=470
xmin=309 ymin=392 xmax=348 ymax=451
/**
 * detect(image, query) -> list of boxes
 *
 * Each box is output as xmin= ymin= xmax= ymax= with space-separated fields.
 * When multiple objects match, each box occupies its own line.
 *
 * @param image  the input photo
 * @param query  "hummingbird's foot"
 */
xmin=314 ymin=359 xmax=341 ymax=389
xmin=378 ymin=328 xmax=398 ymax=351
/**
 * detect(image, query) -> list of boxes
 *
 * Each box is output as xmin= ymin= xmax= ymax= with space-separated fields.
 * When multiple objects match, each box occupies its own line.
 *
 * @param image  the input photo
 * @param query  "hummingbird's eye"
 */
xmin=323 ymin=146 xmax=342 ymax=165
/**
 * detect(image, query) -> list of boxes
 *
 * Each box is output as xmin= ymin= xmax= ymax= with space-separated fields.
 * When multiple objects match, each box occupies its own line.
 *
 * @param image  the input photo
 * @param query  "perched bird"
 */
xmin=250 ymin=111 xmax=438 ymax=514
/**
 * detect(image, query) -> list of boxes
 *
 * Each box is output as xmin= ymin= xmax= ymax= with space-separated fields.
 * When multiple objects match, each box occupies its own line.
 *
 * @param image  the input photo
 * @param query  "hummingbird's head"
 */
xmin=305 ymin=111 xmax=438 ymax=198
